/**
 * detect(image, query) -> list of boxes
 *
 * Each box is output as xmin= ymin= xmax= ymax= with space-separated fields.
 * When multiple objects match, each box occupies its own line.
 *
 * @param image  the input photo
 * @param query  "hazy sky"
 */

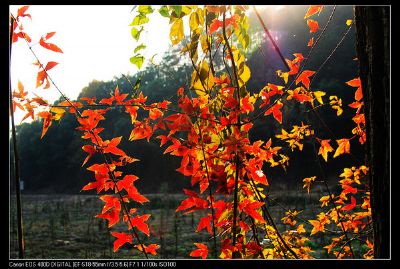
xmin=10 ymin=5 xmax=171 ymax=123
xmin=9 ymin=5 xmax=285 ymax=124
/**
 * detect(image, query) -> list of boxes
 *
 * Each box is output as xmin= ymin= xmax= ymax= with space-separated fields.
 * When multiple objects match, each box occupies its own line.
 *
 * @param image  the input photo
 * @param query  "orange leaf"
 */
xmin=333 ymin=139 xmax=351 ymax=158
xmin=307 ymin=37 xmax=314 ymax=47
xmin=39 ymin=33 xmax=63 ymax=53
xmin=309 ymin=219 xmax=324 ymax=235
xmin=318 ymin=139 xmax=334 ymax=162
xmin=304 ymin=5 xmax=324 ymax=19
xmin=295 ymin=70 xmax=315 ymax=90
xmin=17 ymin=5 xmax=31 ymax=20
xmin=37 ymin=111 xmax=52 ymax=139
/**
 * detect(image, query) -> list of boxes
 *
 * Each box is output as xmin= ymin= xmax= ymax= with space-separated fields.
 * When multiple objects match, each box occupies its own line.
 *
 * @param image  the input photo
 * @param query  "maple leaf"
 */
xmin=111 ymin=232 xmax=132 ymax=252
xmin=304 ymin=5 xmax=324 ymax=19
xmin=242 ymin=200 xmax=266 ymax=223
xmin=82 ymin=145 xmax=96 ymax=166
xmin=295 ymin=70 xmax=315 ymax=90
xmin=318 ymin=139 xmax=334 ymax=162
xmin=333 ymin=139 xmax=351 ymax=158
xmin=135 ymin=244 xmax=160 ymax=256
xmin=287 ymin=87 xmax=312 ymax=103
xmin=342 ymin=184 xmax=358 ymax=195
xmin=309 ymin=220 xmax=324 ymax=235
xmin=103 ymin=136 xmax=126 ymax=156
xmin=342 ymin=196 xmax=356 ymax=211
xmin=129 ymin=122 xmax=153 ymax=141
xmin=17 ymin=5 xmax=32 ymax=20
xmin=114 ymin=86 xmax=128 ymax=104
xmin=319 ymin=195 xmax=332 ymax=207
xmin=127 ymin=214 xmax=151 ymax=236
xmin=196 ymin=215 xmax=212 ymax=234
xmin=37 ymin=111 xmax=53 ymax=139
xmin=286 ymin=58 xmax=299 ymax=75
xmin=302 ymin=176 xmax=316 ymax=194
xmin=39 ymin=32 xmax=63 ymax=53
xmin=127 ymin=186 xmax=149 ymax=204
xmin=96 ymin=208 xmax=120 ymax=228
xmin=346 ymin=77 xmax=363 ymax=101
xmin=149 ymin=107 xmax=163 ymax=120
xmin=313 ymin=90 xmax=326 ymax=104
xmin=250 ymin=169 xmax=268 ymax=186
xmin=190 ymin=243 xmax=208 ymax=259
xmin=307 ymin=37 xmax=314 ymax=47
xmin=307 ymin=19 xmax=319 ymax=33
xmin=265 ymin=101 xmax=283 ymax=124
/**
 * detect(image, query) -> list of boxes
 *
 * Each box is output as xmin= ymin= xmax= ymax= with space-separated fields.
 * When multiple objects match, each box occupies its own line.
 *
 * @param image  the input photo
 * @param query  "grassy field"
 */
xmin=10 ymin=190 xmax=334 ymax=259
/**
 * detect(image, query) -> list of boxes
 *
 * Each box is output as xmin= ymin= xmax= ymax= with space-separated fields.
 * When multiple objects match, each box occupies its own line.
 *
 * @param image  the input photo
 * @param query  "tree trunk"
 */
xmin=354 ymin=6 xmax=390 ymax=259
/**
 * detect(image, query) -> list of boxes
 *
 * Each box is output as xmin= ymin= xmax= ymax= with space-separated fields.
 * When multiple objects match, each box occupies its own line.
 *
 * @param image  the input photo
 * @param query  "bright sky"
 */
xmin=9 ymin=5 xmax=286 ymax=124
xmin=10 ymin=5 xmax=171 ymax=123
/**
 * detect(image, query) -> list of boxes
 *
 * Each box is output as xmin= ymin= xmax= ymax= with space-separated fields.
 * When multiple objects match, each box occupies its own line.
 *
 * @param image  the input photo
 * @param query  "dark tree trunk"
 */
xmin=354 ymin=6 xmax=390 ymax=259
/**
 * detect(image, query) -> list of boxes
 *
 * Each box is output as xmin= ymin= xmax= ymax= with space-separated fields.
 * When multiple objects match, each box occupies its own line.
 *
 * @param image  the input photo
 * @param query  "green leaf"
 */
xmin=133 ymin=78 xmax=141 ymax=92
xmin=138 ymin=5 xmax=153 ymax=15
xmin=171 ymin=6 xmax=182 ymax=17
xmin=130 ymin=55 xmax=144 ymax=69
xmin=130 ymin=14 xmax=149 ymax=26
xmin=158 ymin=6 xmax=170 ymax=17
xmin=131 ymin=27 xmax=143 ymax=41
xmin=134 ymin=44 xmax=147 ymax=53
xmin=170 ymin=18 xmax=184 ymax=45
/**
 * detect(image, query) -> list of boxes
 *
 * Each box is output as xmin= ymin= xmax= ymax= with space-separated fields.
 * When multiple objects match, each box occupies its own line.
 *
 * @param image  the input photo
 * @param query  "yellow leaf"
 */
xmin=170 ymin=18 xmax=184 ymax=45
xmin=276 ymin=70 xmax=289 ymax=84
xmin=238 ymin=64 xmax=251 ymax=87
xmin=189 ymin=11 xmax=199 ymax=31
xmin=309 ymin=220 xmax=325 ymax=235
xmin=346 ymin=19 xmax=353 ymax=26
xmin=313 ymin=91 xmax=326 ymax=105
xmin=333 ymin=139 xmax=351 ymax=158
xmin=297 ymin=224 xmax=306 ymax=234
xmin=50 ymin=107 xmax=66 ymax=121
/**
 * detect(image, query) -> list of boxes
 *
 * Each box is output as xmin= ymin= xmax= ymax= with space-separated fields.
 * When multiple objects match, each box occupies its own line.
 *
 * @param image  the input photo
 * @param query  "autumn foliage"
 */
xmin=10 ymin=5 xmax=372 ymax=259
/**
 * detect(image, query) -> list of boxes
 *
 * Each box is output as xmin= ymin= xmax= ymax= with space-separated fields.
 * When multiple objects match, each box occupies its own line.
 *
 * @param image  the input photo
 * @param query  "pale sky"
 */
xmin=10 ymin=5 xmax=171 ymax=123
xmin=9 ymin=5 xmax=285 ymax=124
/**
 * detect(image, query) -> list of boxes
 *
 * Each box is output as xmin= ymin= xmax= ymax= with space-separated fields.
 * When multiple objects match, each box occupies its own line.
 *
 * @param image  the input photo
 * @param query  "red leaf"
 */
xmin=111 ymin=232 xmax=132 ymax=252
xmin=304 ymin=5 xmax=324 ymax=19
xmin=342 ymin=196 xmax=356 ymax=211
xmin=307 ymin=19 xmax=319 ymax=33
xmin=265 ymin=102 xmax=283 ymax=124
xmin=114 ymin=86 xmax=128 ymax=104
xmin=190 ymin=243 xmax=208 ymax=259
xmin=82 ymin=145 xmax=96 ymax=166
xmin=343 ymin=185 xmax=358 ymax=194
xmin=196 ymin=215 xmax=212 ymax=234
xmin=135 ymin=244 xmax=159 ymax=256
xmin=17 ymin=6 xmax=31 ymax=20
xmin=128 ymin=214 xmax=151 ymax=236
xmin=295 ymin=70 xmax=315 ymax=90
